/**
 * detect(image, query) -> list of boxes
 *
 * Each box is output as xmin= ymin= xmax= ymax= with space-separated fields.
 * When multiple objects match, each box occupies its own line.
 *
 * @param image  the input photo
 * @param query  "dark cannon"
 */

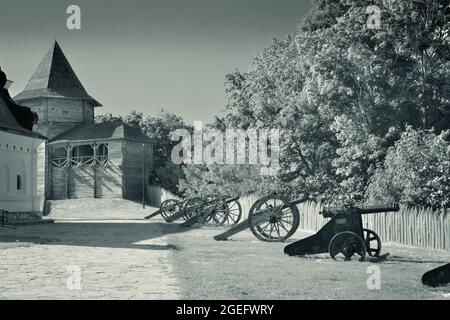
xmin=144 ymin=198 xmax=188 ymax=221
xmin=284 ymin=204 xmax=400 ymax=261
xmin=181 ymin=196 xmax=242 ymax=227
xmin=145 ymin=196 xmax=242 ymax=226
xmin=422 ymin=263 xmax=450 ymax=287
xmin=214 ymin=195 xmax=303 ymax=242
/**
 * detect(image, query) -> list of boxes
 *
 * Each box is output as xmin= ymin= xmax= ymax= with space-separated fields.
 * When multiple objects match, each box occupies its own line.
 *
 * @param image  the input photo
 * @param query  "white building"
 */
xmin=0 ymin=68 xmax=47 ymax=219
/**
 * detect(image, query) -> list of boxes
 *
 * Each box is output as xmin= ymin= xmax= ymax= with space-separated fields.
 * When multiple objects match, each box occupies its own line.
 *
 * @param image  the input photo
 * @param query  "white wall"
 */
xmin=0 ymin=130 xmax=46 ymax=213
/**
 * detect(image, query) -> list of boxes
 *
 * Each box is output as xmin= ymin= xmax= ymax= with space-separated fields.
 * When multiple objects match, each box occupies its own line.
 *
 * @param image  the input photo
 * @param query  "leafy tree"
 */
xmin=367 ymin=127 xmax=450 ymax=209
xmin=95 ymin=113 xmax=123 ymax=123
xmin=183 ymin=0 xmax=450 ymax=207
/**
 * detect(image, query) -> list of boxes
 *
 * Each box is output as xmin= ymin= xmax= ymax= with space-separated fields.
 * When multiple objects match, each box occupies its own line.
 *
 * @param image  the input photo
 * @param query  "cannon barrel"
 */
xmin=224 ymin=196 xmax=240 ymax=203
xmin=358 ymin=204 xmax=400 ymax=214
xmin=320 ymin=203 xmax=400 ymax=218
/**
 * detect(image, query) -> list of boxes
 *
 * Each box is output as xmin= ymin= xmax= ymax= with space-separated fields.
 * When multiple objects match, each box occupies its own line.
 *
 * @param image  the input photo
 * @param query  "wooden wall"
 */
xmin=20 ymin=98 xmax=95 ymax=139
xmin=95 ymin=141 xmax=123 ymax=198
xmin=122 ymin=141 xmax=153 ymax=201
xmin=48 ymin=141 xmax=123 ymax=200
xmin=50 ymin=166 xmax=67 ymax=200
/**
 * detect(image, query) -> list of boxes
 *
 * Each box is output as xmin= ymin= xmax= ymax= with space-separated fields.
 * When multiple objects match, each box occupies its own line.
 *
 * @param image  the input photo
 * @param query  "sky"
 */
xmin=0 ymin=0 xmax=312 ymax=124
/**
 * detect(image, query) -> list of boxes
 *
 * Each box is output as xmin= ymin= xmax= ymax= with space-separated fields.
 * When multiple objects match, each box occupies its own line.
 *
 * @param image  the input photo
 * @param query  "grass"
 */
xmin=168 ymin=226 xmax=450 ymax=300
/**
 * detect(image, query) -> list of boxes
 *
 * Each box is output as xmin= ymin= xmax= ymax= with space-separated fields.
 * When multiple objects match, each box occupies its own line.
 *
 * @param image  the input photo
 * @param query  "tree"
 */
xmin=367 ymin=127 xmax=450 ymax=209
xmin=186 ymin=0 xmax=450 ymax=206
xmin=95 ymin=113 xmax=123 ymax=123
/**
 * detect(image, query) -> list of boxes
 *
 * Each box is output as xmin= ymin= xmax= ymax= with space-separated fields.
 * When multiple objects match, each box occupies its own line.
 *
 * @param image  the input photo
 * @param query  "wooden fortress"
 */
xmin=14 ymin=41 xmax=153 ymax=202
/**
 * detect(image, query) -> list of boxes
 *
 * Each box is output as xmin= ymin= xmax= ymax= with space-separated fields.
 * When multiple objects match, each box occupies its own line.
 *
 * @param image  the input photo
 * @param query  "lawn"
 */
xmin=167 ymin=225 xmax=450 ymax=300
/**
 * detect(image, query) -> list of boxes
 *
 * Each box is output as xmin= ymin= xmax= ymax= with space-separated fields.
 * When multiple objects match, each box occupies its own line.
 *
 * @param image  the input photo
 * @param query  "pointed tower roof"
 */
xmin=14 ymin=41 xmax=102 ymax=107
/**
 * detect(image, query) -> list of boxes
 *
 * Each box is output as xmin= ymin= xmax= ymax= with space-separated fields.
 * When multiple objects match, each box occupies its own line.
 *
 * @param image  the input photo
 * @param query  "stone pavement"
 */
xmin=0 ymin=219 xmax=183 ymax=299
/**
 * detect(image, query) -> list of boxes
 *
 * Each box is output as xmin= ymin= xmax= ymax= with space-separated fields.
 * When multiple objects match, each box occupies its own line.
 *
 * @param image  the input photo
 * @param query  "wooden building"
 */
xmin=0 ymin=68 xmax=47 ymax=218
xmin=48 ymin=121 xmax=152 ymax=201
xmin=14 ymin=41 xmax=154 ymax=203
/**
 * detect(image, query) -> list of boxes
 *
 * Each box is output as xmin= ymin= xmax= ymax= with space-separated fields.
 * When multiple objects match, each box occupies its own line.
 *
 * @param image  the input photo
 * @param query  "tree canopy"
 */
xmin=181 ymin=0 xmax=450 ymax=208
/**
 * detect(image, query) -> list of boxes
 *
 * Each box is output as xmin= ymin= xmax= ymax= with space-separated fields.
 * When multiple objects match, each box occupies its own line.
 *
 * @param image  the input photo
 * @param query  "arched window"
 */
xmin=17 ymin=175 xmax=22 ymax=191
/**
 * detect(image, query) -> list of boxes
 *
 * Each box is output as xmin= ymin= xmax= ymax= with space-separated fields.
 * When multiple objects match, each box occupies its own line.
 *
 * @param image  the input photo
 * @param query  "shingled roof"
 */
xmin=0 ymin=69 xmax=46 ymax=139
xmin=0 ymin=93 xmax=30 ymax=136
xmin=48 ymin=121 xmax=152 ymax=144
xmin=14 ymin=41 xmax=102 ymax=107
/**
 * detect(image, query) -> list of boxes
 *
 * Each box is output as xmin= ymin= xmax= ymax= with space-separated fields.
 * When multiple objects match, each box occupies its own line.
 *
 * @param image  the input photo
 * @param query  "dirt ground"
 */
xmin=1 ymin=216 xmax=449 ymax=300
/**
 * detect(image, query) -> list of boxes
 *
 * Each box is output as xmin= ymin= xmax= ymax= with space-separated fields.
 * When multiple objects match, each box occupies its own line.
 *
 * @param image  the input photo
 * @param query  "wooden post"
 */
xmin=65 ymin=145 xmax=72 ymax=199
xmin=142 ymin=143 xmax=146 ymax=209
xmin=92 ymin=144 xmax=97 ymax=199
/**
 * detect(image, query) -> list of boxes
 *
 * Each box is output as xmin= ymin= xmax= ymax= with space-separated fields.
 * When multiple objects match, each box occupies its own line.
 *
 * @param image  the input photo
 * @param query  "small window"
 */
xmin=16 ymin=175 xmax=22 ymax=190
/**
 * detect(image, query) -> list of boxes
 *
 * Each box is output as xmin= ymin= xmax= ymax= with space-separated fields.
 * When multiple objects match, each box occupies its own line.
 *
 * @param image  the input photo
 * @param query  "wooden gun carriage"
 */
xmin=214 ymin=195 xmax=302 ymax=242
xmin=284 ymin=204 xmax=400 ymax=261
xmin=145 ymin=196 xmax=242 ymax=227
xmin=214 ymin=194 xmax=399 ymax=261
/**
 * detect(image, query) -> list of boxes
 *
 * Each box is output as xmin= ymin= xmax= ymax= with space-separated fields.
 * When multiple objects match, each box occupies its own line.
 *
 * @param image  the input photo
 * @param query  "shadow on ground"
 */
xmin=0 ymin=222 xmax=190 ymax=251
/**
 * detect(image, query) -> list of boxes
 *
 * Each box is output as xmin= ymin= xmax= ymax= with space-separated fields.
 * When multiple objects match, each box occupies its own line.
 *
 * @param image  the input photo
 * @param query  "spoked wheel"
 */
xmin=363 ymin=229 xmax=381 ymax=257
xmin=199 ymin=196 xmax=227 ymax=226
xmin=329 ymin=231 xmax=366 ymax=262
xmin=183 ymin=198 xmax=204 ymax=221
xmin=209 ymin=202 xmax=229 ymax=226
xmin=224 ymin=199 xmax=242 ymax=226
xmin=248 ymin=195 xmax=300 ymax=242
xmin=160 ymin=199 xmax=181 ymax=222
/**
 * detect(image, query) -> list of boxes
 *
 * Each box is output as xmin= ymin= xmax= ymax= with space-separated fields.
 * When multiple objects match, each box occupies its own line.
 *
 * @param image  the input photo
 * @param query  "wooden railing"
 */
xmin=52 ymin=155 xmax=109 ymax=168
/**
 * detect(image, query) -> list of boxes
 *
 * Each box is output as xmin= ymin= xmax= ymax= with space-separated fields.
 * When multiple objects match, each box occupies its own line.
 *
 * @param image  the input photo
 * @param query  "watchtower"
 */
xmin=14 ymin=41 xmax=102 ymax=139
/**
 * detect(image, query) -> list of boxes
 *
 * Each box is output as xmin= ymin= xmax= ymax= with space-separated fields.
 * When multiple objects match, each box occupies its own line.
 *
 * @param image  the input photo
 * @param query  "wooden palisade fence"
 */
xmin=295 ymin=202 xmax=449 ymax=251
xmin=161 ymin=190 xmax=449 ymax=251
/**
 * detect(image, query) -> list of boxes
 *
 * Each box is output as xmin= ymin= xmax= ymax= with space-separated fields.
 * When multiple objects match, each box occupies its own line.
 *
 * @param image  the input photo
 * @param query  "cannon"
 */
xmin=214 ymin=195 xmax=302 ymax=242
xmin=144 ymin=198 xmax=187 ymax=221
xmin=181 ymin=196 xmax=242 ymax=227
xmin=422 ymin=263 xmax=450 ymax=287
xmin=284 ymin=204 xmax=400 ymax=261
xmin=145 ymin=196 xmax=242 ymax=226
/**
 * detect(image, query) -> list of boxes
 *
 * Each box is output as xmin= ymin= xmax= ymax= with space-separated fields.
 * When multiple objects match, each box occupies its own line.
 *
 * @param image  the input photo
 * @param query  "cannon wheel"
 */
xmin=329 ymin=231 xmax=366 ymax=261
xmin=160 ymin=199 xmax=181 ymax=222
xmin=363 ymin=229 xmax=381 ymax=257
xmin=248 ymin=195 xmax=300 ymax=242
xmin=183 ymin=197 xmax=204 ymax=221
xmin=224 ymin=198 xmax=242 ymax=226
xmin=211 ymin=201 xmax=229 ymax=226
xmin=202 ymin=197 xmax=229 ymax=226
